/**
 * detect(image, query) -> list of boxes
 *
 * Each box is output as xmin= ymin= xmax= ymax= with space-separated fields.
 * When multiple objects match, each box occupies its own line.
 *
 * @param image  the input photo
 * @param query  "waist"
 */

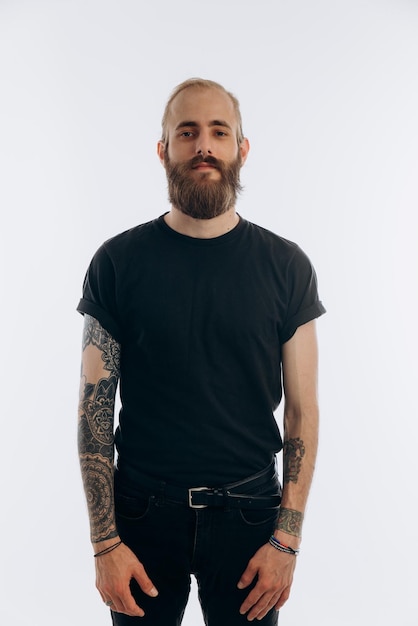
xmin=115 ymin=460 xmax=282 ymax=510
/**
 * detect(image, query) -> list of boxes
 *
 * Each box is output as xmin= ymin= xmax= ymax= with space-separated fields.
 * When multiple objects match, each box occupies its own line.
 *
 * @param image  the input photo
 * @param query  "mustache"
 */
xmin=188 ymin=155 xmax=221 ymax=169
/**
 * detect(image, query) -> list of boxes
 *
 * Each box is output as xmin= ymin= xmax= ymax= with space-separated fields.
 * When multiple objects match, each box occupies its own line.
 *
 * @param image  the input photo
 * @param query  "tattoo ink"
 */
xmin=283 ymin=437 xmax=305 ymax=484
xmin=276 ymin=507 xmax=304 ymax=538
xmin=78 ymin=315 xmax=121 ymax=542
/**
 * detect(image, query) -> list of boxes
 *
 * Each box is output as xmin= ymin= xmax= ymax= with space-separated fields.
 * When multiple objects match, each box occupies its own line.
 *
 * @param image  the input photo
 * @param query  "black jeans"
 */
xmin=111 ymin=467 xmax=281 ymax=626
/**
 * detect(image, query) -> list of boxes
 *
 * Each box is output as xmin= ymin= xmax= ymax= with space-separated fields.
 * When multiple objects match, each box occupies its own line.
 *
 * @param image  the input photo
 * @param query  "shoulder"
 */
xmin=243 ymin=219 xmax=308 ymax=263
xmin=91 ymin=218 xmax=165 ymax=266
xmin=85 ymin=218 xmax=160 ymax=277
xmin=101 ymin=218 xmax=158 ymax=253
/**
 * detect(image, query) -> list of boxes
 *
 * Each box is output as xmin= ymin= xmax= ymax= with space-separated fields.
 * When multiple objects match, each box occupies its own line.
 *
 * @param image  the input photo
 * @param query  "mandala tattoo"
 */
xmin=276 ymin=507 xmax=304 ymax=538
xmin=79 ymin=454 xmax=118 ymax=542
xmin=283 ymin=437 xmax=305 ymax=484
xmin=79 ymin=315 xmax=120 ymax=542
xmin=80 ymin=375 xmax=118 ymax=446
xmin=82 ymin=314 xmax=121 ymax=374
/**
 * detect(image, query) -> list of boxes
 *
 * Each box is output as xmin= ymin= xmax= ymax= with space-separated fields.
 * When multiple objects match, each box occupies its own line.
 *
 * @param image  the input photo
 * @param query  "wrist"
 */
xmin=269 ymin=534 xmax=300 ymax=556
xmin=273 ymin=529 xmax=301 ymax=551
xmin=92 ymin=533 xmax=121 ymax=551
xmin=275 ymin=506 xmax=304 ymax=542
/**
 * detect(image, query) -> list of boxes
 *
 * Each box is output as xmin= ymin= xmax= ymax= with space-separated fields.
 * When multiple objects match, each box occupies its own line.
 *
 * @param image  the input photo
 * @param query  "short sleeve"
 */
xmin=280 ymin=247 xmax=326 ymax=344
xmin=76 ymin=244 xmax=122 ymax=342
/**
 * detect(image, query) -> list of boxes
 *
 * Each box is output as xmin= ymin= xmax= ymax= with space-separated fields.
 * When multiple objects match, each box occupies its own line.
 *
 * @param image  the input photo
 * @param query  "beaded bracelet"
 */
xmin=268 ymin=535 xmax=300 ymax=556
xmin=94 ymin=540 xmax=122 ymax=558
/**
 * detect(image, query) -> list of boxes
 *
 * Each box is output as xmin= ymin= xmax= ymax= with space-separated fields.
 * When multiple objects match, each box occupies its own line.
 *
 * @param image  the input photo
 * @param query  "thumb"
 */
xmin=237 ymin=561 xmax=257 ymax=590
xmin=133 ymin=562 xmax=159 ymax=597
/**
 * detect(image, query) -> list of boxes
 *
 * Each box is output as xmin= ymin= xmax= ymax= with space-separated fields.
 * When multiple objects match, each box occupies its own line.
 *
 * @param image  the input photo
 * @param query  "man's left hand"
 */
xmin=237 ymin=544 xmax=297 ymax=621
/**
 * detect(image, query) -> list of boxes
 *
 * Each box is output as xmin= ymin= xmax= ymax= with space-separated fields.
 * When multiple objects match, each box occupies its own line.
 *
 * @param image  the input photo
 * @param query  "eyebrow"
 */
xmin=175 ymin=119 xmax=233 ymax=131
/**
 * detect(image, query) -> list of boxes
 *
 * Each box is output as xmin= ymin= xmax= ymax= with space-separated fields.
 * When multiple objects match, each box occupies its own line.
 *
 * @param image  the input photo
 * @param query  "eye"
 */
xmin=215 ymin=130 xmax=228 ymax=137
xmin=180 ymin=131 xmax=194 ymax=138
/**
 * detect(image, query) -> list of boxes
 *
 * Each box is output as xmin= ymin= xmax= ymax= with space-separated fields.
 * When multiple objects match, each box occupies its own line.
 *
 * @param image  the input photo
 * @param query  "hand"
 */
xmin=237 ymin=543 xmax=296 ymax=621
xmin=95 ymin=541 xmax=158 ymax=617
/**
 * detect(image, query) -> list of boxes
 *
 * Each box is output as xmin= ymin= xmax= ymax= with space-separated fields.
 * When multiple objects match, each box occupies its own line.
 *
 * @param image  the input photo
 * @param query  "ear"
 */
xmin=239 ymin=137 xmax=250 ymax=166
xmin=157 ymin=141 xmax=166 ymax=166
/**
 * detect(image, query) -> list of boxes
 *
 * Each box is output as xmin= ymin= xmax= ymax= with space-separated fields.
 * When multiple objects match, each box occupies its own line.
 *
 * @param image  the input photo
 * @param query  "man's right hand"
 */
xmin=94 ymin=539 xmax=159 ymax=617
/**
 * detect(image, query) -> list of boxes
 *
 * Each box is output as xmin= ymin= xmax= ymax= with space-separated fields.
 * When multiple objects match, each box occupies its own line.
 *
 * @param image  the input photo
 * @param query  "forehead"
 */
xmin=166 ymin=87 xmax=238 ymax=132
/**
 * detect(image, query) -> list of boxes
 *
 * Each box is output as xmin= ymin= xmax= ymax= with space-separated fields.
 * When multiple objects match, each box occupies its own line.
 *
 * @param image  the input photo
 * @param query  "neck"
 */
xmin=164 ymin=207 xmax=239 ymax=239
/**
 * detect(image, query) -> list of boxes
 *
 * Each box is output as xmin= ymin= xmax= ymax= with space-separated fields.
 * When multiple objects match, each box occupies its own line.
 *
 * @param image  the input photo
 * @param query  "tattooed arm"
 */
xmin=238 ymin=320 xmax=319 ymax=620
xmin=78 ymin=314 xmax=121 ymax=544
xmin=78 ymin=314 xmax=158 ymax=617
xmin=275 ymin=319 xmax=319 ymax=545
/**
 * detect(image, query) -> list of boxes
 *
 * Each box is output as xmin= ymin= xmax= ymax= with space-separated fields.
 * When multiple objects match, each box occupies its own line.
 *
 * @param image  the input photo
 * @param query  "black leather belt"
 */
xmin=116 ymin=461 xmax=282 ymax=510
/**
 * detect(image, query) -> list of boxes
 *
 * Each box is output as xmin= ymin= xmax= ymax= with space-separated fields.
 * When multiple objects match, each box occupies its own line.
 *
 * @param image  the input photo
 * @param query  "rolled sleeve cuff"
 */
xmin=280 ymin=300 xmax=326 ymax=344
xmin=77 ymin=298 xmax=122 ymax=343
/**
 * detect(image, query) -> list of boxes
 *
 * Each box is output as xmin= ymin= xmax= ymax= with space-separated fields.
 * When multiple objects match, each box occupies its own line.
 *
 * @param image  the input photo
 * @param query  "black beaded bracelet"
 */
xmin=94 ymin=540 xmax=122 ymax=558
xmin=268 ymin=535 xmax=300 ymax=556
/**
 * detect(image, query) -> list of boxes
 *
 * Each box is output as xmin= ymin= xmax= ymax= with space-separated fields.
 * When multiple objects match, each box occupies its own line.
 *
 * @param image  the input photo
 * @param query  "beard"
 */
xmin=164 ymin=152 xmax=243 ymax=220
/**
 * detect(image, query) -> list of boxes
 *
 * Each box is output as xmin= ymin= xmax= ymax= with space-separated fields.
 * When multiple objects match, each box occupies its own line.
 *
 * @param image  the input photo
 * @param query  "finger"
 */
xmin=244 ymin=591 xmax=278 ymax=622
xmin=100 ymin=584 xmax=146 ymax=617
xmin=133 ymin=563 xmax=159 ymax=598
xmin=247 ymin=591 xmax=281 ymax=622
xmin=97 ymin=580 xmax=145 ymax=617
xmin=116 ymin=567 xmax=157 ymax=616
xmin=239 ymin=584 xmax=265 ymax=616
xmin=274 ymin=586 xmax=291 ymax=611
xmin=237 ymin=562 xmax=258 ymax=590
xmin=110 ymin=593 xmax=145 ymax=618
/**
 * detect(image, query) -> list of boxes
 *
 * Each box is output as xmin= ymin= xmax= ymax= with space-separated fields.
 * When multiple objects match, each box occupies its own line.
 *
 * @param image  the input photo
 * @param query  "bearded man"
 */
xmin=77 ymin=78 xmax=325 ymax=626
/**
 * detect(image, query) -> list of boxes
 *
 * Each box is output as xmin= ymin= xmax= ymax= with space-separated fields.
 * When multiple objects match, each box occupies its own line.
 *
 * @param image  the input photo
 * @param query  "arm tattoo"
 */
xmin=79 ymin=375 xmax=118 ymax=451
xmin=79 ymin=454 xmax=117 ymax=543
xmin=276 ymin=507 xmax=304 ymax=538
xmin=82 ymin=314 xmax=121 ymax=374
xmin=78 ymin=315 xmax=121 ymax=543
xmin=283 ymin=437 xmax=305 ymax=484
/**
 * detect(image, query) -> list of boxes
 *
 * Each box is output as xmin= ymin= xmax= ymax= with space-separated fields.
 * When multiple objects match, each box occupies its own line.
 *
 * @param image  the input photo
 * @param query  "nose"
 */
xmin=196 ymin=130 xmax=213 ymax=156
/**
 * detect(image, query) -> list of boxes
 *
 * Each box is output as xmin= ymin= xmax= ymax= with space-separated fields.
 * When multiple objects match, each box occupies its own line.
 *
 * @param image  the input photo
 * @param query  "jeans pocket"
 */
xmin=115 ymin=492 xmax=152 ymax=521
xmin=237 ymin=476 xmax=281 ymax=526
xmin=238 ymin=507 xmax=279 ymax=526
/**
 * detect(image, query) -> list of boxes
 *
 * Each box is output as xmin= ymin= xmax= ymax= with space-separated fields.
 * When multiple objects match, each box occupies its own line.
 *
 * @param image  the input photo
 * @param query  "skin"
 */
xmin=78 ymin=85 xmax=320 ymax=620
xmin=237 ymin=320 xmax=319 ymax=620
xmin=157 ymin=86 xmax=249 ymax=238
xmin=78 ymin=315 xmax=157 ymax=617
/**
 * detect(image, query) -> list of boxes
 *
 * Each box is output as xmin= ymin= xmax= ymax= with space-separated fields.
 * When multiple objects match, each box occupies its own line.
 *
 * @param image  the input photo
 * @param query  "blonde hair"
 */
xmin=161 ymin=78 xmax=244 ymax=147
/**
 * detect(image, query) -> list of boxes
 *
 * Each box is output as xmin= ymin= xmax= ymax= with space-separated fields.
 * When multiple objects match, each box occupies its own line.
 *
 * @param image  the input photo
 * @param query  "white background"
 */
xmin=1 ymin=1 xmax=417 ymax=624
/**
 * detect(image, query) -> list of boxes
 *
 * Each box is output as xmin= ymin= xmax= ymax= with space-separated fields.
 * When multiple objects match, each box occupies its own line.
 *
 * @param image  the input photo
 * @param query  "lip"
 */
xmin=192 ymin=163 xmax=216 ymax=170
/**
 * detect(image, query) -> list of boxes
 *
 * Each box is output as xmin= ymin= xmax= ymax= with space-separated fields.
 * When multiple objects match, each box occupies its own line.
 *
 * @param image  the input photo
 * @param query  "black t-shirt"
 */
xmin=77 ymin=215 xmax=325 ymax=484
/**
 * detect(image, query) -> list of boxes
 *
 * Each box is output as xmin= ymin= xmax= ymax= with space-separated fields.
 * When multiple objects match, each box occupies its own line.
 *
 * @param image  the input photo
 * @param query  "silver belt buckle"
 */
xmin=188 ymin=486 xmax=208 ymax=509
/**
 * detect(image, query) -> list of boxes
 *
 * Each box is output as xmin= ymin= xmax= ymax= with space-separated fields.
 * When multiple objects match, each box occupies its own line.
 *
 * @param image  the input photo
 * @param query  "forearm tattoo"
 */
xmin=276 ymin=507 xmax=304 ymax=538
xmin=79 ymin=453 xmax=116 ymax=543
xmin=283 ymin=437 xmax=305 ymax=484
xmin=78 ymin=315 xmax=121 ymax=543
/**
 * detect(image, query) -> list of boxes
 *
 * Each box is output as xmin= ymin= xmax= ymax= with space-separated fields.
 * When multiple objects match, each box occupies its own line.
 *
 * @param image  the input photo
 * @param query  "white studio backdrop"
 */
xmin=1 ymin=0 xmax=417 ymax=624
